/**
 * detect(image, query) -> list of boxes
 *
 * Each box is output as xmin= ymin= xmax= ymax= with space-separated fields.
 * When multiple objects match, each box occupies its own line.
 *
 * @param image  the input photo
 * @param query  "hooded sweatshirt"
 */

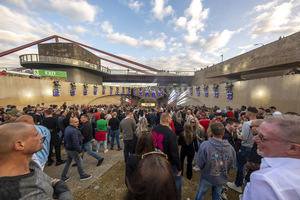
xmin=197 ymin=137 xmax=236 ymax=185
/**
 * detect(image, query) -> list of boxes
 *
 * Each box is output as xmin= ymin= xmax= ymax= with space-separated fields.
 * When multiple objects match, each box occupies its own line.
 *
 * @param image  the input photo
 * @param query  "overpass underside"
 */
xmin=21 ymin=62 xmax=194 ymax=85
xmin=193 ymin=31 xmax=300 ymax=85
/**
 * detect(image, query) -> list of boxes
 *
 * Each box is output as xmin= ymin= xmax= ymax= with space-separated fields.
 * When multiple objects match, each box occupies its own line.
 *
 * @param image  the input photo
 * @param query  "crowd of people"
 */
xmin=0 ymin=102 xmax=299 ymax=200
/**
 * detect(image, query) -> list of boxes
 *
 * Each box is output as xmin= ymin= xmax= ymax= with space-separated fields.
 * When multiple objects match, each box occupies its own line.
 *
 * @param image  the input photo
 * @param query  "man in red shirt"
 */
xmin=199 ymin=112 xmax=210 ymax=136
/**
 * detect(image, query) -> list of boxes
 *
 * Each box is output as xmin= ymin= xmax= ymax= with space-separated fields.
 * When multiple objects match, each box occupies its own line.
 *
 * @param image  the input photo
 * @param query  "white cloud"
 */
xmin=101 ymin=21 xmax=114 ymax=34
xmin=151 ymin=0 xmax=174 ymax=21
xmin=175 ymin=17 xmax=187 ymax=29
xmin=2 ymin=0 xmax=28 ymax=10
xmin=108 ymin=32 xmax=140 ymax=47
xmin=141 ymin=33 xmax=167 ymax=51
xmin=202 ymin=30 xmax=235 ymax=56
xmin=49 ymin=0 xmax=98 ymax=22
xmin=128 ymin=0 xmax=143 ymax=13
xmin=174 ymin=0 xmax=209 ymax=45
xmin=252 ymin=0 xmax=279 ymax=13
xmin=67 ymin=25 xmax=88 ymax=35
xmin=101 ymin=21 xmax=167 ymax=51
xmin=146 ymin=52 xmax=211 ymax=71
xmin=250 ymin=0 xmax=300 ymax=38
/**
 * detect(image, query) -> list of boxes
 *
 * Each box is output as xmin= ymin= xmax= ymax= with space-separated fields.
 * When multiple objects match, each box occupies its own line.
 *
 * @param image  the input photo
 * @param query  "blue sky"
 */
xmin=1 ymin=0 xmax=300 ymax=72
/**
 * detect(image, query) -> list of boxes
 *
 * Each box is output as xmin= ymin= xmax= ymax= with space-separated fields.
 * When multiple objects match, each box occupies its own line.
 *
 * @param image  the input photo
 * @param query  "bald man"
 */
xmin=16 ymin=115 xmax=51 ymax=171
xmin=0 ymin=123 xmax=72 ymax=199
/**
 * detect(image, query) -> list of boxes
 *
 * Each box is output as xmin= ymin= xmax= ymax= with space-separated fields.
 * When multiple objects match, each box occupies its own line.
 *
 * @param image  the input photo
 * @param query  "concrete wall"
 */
xmin=38 ymin=43 xmax=100 ymax=64
xmin=1 ymin=75 xmax=299 ymax=113
xmin=182 ymin=74 xmax=300 ymax=114
xmin=0 ymin=76 xmax=116 ymax=109
xmin=0 ymin=76 xmax=164 ymax=109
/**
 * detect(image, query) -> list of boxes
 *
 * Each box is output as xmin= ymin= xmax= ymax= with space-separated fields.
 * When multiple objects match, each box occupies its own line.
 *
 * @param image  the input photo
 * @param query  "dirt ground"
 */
xmin=73 ymin=160 xmax=241 ymax=200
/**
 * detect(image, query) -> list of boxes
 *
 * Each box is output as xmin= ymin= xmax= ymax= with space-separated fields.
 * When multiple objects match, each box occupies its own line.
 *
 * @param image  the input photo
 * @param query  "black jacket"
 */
xmin=222 ymin=128 xmax=241 ymax=153
xmin=80 ymin=121 xmax=93 ymax=144
xmin=152 ymin=124 xmax=182 ymax=171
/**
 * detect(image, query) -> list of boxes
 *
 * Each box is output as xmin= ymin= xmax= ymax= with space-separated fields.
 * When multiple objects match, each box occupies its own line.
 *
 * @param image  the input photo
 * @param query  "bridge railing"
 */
xmin=19 ymin=54 xmax=194 ymax=76
xmin=19 ymin=54 xmax=111 ymax=74
xmin=109 ymin=69 xmax=194 ymax=76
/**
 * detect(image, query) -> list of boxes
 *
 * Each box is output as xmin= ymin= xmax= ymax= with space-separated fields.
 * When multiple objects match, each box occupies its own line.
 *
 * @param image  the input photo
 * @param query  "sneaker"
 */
xmin=55 ymin=160 xmax=67 ymax=166
xmin=96 ymin=158 xmax=104 ymax=166
xmin=96 ymin=150 xmax=99 ymax=153
xmin=193 ymin=166 xmax=200 ymax=171
xmin=227 ymin=182 xmax=242 ymax=193
xmin=239 ymin=194 xmax=243 ymax=200
xmin=80 ymin=174 xmax=92 ymax=181
xmin=117 ymin=148 xmax=123 ymax=151
xmin=72 ymin=163 xmax=77 ymax=167
xmin=104 ymin=149 xmax=108 ymax=153
xmin=110 ymin=146 xmax=113 ymax=150
xmin=62 ymin=176 xmax=71 ymax=182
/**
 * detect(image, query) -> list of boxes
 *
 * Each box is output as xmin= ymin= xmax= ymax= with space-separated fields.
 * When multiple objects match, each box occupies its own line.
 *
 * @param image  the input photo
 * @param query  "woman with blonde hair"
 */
xmin=186 ymin=117 xmax=205 ymax=143
xmin=132 ymin=117 xmax=148 ymax=154
xmin=186 ymin=117 xmax=205 ymax=172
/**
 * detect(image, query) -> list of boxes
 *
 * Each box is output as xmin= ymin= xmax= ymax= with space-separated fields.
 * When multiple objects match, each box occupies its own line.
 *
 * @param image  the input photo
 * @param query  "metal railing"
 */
xmin=19 ymin=54 xmax=111 ymax=74
xmin=109 ymin=69 xmax=194 ymax=76
xmin=19 ymin=54 xmax=194 ymax=76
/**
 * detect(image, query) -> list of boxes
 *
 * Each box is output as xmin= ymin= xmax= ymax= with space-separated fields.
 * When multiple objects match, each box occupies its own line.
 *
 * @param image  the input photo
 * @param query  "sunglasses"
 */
xmin=41 ymin=136 xmax=46 ymax=143
xmin=141 ymin=151 xmax=168 ymax=160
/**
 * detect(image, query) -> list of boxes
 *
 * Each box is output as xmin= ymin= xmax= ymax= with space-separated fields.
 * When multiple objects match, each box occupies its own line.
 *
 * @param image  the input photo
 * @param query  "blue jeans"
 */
xmin=110 ymin=130 xmax=121 ymax=148
xmin=107 ymin=128 xmax=111 ymax=143
xmin=61 ymin=150 xmax=86 ymax=179
xmin=59 ymin=131 xmax=64 ymax=144
xmin=195 ymin=176 xmax=223 ymax=200
xmin=82 ymin=140 xmax=103 ymax=160
xmin=235 ymin=146 xmax=252 ymax=187
xmin=172 ymin=165 xmax=182 ymax=200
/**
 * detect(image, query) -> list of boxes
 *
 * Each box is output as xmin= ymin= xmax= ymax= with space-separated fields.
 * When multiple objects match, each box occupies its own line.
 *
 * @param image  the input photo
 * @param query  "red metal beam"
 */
xmin=56 ymin=35 xmax=158 ymax=72
xmin=99 ymin=57 xmax=152 ymax=75
xmin=0 ymin=35 xmax=57 ymax=57
xmin=0 ymin=35 xmax=158 ymax=72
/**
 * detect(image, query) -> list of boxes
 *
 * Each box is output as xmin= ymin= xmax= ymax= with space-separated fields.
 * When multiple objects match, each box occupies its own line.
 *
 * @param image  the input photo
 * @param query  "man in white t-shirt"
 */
xmin=243 ymin=115 xmax=300 ymax=200
xmin=269 ymin=106 xmax=282 ymax=116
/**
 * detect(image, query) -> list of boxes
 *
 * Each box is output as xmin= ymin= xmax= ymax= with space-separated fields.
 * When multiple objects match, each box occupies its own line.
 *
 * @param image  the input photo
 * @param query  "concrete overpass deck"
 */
xmin=20 ymin=54 xmax=194 ymax=85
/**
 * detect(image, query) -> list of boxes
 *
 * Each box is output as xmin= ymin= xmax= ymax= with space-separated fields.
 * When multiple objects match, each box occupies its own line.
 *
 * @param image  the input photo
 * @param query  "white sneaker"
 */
xmin=227 ymin=182 xmax=242 ymax=193
xmin=104 ymin=149 xmax=108 ymax=153
xmin=96 ymin=150 xmax=99 ymax=153
xmin=193 ymin=166 xmax=200 ymax=171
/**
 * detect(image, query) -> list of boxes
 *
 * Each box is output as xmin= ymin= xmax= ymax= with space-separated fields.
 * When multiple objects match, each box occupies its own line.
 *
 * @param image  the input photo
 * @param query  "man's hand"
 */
xmin=237 ymin=132 xmax=243 ymax=140
xmin=177 ymin=171 xmax=182 ymax=176
xmin=51 ymin=178 xmax=60 ymax=187
xmin=78 ymin=152 xmax=82 ymax=158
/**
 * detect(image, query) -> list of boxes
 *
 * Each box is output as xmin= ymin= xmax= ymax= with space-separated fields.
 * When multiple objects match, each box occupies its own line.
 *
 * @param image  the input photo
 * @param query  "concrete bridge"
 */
xmin=193 ymin=31 xmax=300 ymax=85
xmin=19 ymin=54 xmax=194 ymax=85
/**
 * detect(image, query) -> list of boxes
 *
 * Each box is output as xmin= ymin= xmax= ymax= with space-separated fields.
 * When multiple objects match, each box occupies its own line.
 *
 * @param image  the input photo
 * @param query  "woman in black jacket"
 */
xmin=178 ymin=123 xmax=198 ymax=179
